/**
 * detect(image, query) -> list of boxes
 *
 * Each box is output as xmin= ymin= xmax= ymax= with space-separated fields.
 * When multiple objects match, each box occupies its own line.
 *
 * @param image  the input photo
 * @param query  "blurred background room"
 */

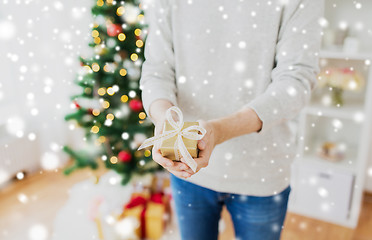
xmin=0 ymin=0 xmax=372 ymax=239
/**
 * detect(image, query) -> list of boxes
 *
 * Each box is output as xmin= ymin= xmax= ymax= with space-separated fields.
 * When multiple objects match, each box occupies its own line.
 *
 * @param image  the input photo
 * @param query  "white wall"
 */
xmin=0 ymin=0 xmax=94 ymax=178
xmin=324 ymin=0 xmax=372 ymax=52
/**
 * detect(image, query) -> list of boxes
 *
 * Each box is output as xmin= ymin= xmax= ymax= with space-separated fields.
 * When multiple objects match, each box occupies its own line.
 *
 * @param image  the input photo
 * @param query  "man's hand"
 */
xmin=151 ymin=119 xmax=218 ymax=178
xmin=148 ymin=99 xmax=261 ymax=179
xmin=148 ymin=100 xmax=195 ymax=179
xmin=151 ymin=120 xmax=194 ymax=179
xmin=180 ymin=119 xmax=217 ymax=174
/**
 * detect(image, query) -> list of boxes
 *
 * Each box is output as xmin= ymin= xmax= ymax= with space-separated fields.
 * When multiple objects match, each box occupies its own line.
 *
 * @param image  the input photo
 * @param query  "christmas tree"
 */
xmin=63 ymin=0 xmax=159 ymax=185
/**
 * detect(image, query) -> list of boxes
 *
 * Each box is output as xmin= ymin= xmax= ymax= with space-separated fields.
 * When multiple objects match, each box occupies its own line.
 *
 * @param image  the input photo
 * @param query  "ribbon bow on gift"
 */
xmin=137 ymin=106 xmax=206 ymax=172
xmin=123 ymin=193 xmax=166 ymax=239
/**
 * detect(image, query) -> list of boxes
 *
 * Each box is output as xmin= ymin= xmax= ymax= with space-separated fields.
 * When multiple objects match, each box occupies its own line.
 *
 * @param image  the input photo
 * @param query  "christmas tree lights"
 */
xmin=64 ymin=0 xmax=159 ymax=185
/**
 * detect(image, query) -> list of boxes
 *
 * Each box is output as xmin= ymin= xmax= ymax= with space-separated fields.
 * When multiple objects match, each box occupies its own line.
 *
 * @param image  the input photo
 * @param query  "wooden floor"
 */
xmin=0 ymin=164 xmax=108 ymax=240
xmin=1 ymin=165 xmax=372 ymax=240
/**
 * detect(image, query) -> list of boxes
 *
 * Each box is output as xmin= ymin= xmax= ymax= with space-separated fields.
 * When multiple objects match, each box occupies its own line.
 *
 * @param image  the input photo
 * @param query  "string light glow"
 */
xmin=136 ymin=40 xmax=143 ymax=48
xmin=117 ymin=6 xmax=124 ymax=16
xmin=120 ymin=68 xmax=127 ymax=76
xmin=98 ymin=136 xmax=106 ymax=143
xmin=97 ymin=0 xmax=104 ymax=7
xmin=84 ymin=88 xmax=92 ymax=94
xmin=135 ymin=151 xmax=143 ymax=157
xmin=91 ymin=30 xmax=99 ymax=38
xmin=92 ymin=109 xmax=100 ymax=116
xmin=92 ymin=63 xmax=100 ymax=72
xmin=107 ymin=113 xmax=115 ymax=120
xmin=98 ymin=87 xmax=106 ymax=96
xmin=138 ymin=14 xmax=144 ymax=21
xmin=138 ymin=112 xmax=146 ymax=119
xmin=94 ymin=37 xmax=101 ymax=44
xmin=130 ymin=53 xmax=138 ymax=61
xmin=110 ymin=156 xmax=118 ymax=164
xmin=91 ymin=126 xmax=99 ymax=133
xmin=102 ymin=101 xmax=110 ymax=109
xmin=121 ymin=95 xmax=129 ymax=102
xmin=107 ymin=87 xmax=115 ymax=95
xmin=144 ymin=150 xmax=151 ymax=157
xmin=83 ymin=65 xmax=91 ymax=72
xmin=134 ymin=29 xmax=141 ymax=36
xmin=118 ymin=33 xmax=126 ymax=41
xmin=103 ymin=64 xmax=110 ymax=72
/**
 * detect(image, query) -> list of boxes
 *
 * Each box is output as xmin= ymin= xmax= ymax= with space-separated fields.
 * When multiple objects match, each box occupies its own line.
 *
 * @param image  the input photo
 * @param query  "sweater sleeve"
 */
xmin=139 ymin=0 xmax=177 ymax=121
xmin=244 ymin=0 xmax=323 ymax=133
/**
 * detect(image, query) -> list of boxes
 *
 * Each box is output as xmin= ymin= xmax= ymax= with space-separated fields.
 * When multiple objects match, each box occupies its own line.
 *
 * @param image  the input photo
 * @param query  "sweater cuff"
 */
xmin=244 ymin=95 xmax=282 ymax=134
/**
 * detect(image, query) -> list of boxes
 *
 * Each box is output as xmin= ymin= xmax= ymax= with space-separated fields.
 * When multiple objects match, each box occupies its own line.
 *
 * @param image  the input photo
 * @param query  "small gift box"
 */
xmin=151 ymin=173 xmax=172 ymax=223
xmin=160 ymin=121 xmax=200 ymax=161
xmin=119 ymin=192 xmax=170 ymax=240
xmin=145 ymin=194 xmax=167 ymax=240
xmin=120 ymin=196 xmax=146 ymax=238
xmin=138 ymin=106 xmax=206 ymax=172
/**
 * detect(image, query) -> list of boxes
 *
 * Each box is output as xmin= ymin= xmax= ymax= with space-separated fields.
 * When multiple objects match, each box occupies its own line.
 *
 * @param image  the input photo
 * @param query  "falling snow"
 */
xmin=0 ymin=0 xmax=371 ymax=239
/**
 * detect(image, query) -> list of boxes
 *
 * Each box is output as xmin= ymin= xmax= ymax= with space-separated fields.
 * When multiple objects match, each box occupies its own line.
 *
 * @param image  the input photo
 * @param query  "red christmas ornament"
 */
xmin=129 ymin=99 xmax=143 ymax=112
xmin=73 ymin=100 xmax=81 ymax=109
xmin=107 ymin=24 xmax=122 ymax=37
xmin=118 ymin=151 xmax=132 ymax=163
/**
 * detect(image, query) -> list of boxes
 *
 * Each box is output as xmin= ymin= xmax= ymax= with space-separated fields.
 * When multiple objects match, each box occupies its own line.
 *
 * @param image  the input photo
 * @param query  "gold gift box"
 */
xmin=119 ymin=196 xmax=168 ymax=240
xmin=120 ymin=205 xmax=143 ymax=238
xmin=160 ymin=121 xmax=199 ymax=161
xmin=145 ymin=202 xmax=165 ymax=240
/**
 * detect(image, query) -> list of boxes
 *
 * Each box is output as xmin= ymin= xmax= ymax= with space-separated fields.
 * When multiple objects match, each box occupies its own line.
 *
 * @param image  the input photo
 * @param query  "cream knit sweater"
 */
xmin=140 ymin=0 xmax=323 ymax=196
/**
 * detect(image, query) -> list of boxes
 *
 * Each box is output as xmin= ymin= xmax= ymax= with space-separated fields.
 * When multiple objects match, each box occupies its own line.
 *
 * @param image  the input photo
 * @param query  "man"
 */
xmin=140 ymin=0 xmax=322 ymax=239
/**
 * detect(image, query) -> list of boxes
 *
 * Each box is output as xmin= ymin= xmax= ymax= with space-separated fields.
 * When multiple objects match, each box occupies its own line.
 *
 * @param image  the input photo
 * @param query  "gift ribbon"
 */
xmin=124 ymin=193 xmax=165 ymax=239
xmin=137 ymin=106 xmax=206 ymax=172
xmin=125 ymin=196 xmax=147 ymax=239
xmin=89 ymin=197 xmax=105 ymax=240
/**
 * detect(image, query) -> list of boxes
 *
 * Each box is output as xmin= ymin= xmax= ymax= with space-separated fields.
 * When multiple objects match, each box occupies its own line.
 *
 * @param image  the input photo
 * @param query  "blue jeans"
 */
xmin=170 ymin=174 xmax=291 ymax=240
